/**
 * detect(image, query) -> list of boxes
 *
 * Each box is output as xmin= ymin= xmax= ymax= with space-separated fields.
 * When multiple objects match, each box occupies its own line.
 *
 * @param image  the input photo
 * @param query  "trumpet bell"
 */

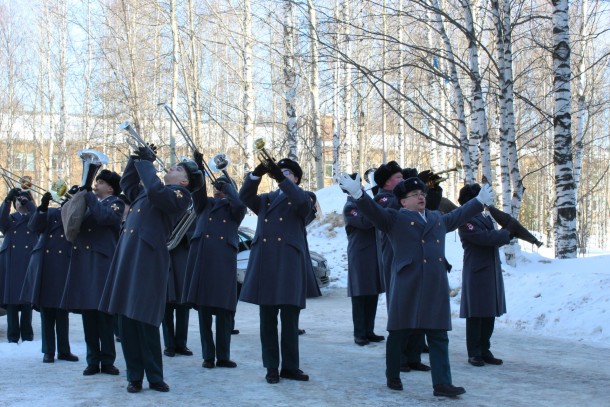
xmin=209 ymin=153 xmax=229 ymax=172
xmin=51 ymin=179 xmax=68 ymax=197
xmin=254 ymin=138 xmax=266 ymax=151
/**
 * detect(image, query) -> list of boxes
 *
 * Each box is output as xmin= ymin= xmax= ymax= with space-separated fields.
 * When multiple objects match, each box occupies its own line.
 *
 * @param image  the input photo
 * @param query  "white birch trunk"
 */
xmin=552 ymin=0 xmax=577 ymax=259
xmin=169 ymin=0 xmax=179 ymax=165
xmin=307 ymin=0 xmax=324 ymax=189
xmin=283 ymin=0 xmax=298 ymax=161
xmin=429 ymin=0 xmax=473 ymax=182
xmin=341 ymin=0 xmax=352 ymax=172
xmin=242 ymin=0 xmax=255 ymax=171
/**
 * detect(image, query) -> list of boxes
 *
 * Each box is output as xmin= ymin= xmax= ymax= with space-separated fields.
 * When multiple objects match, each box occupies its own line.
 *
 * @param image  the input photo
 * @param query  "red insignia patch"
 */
xmin=467 ymin=223 xmax=474 ymax=230
xmin=380 ymin=197 xmax=388 ymax=202
xmin=350 ymin=209 xmax=358 ymax=216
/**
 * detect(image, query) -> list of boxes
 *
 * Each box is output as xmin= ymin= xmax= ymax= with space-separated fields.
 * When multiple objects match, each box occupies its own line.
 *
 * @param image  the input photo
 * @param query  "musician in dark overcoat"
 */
xmin=20 ymin=192 xmax=78 ymax=363
xmin=182 ymin=174 xmax=246 ymax=369
xmin=457 ymin=184 xmax=510 ymax=367
xmin=0 ymin=189 xmax=37 ymax=342
xmin=343 ymin=188 xmax=384 ymax=346
xmin=239 ymin=157 xmax=315 ymax=384
xmin=60 ymin=169 xmax=124 ymax=376
xmin=99 ymin=149 xmax=202 ymax=394
xmin=162 ymin=220 xmax=195 ymax=358
xmin=338 ymin=174 xmax=495 ymax=398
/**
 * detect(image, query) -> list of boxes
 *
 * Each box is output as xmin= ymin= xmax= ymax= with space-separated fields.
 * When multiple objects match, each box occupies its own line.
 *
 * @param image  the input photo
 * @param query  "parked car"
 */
xmin=237 ymin=226 xmax=330 ymax=288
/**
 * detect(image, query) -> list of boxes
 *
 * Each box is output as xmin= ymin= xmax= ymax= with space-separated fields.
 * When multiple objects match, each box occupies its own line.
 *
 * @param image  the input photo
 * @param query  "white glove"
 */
xmin=336 ymin=173 xmax=363 ymax=199
xmin=475 ymin=183 xmax=495 ymax=207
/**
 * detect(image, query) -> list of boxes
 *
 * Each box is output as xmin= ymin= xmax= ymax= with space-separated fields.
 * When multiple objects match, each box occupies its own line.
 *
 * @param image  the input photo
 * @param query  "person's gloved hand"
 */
xmin=251 ymin=162 xmax=268 ymax=178
xmin=212 ymin=179 xmax=227 ymax=191
xmin=136 ymin=144 xmax=157 ymax=162
xmin=336 ymin=173 xmax=363 ymax=199
xmin=193 ymin=150 xmax=204 ymax=171
xmin=5 ymin=188 xmax=20 ymax=203
xmin=475 ymin=183 xmax=495 ymax=207
xmin=39 ymin=192 xmax=52 ymax=212
xmin=265 ymin=159 xmax=286 ymax=183
xmin=68 ymin=185 xmax=80 ymax=195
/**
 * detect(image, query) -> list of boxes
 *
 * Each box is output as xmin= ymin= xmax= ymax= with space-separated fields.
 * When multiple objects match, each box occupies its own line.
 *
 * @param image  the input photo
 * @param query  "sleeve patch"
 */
xmin=349 ymin=209 xmax=358 ymax=217
xmin=466 ymin=223 xmax=474 ymax=230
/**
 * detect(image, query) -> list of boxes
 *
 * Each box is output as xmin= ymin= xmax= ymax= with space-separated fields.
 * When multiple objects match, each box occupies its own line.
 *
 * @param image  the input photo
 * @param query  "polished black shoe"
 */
xmin=216 ymin=359 xmax=237 ymax=368
xmin=231 ymin=329 xmax=240 ymax=335
xmin=298 ymin=329 xmax=306 ymax=335
xmin=175 ymin=347 xmax=193 ymax=356
xmin=83 ymin=365 xmax=100 ymax=376
xmin=58 ymin=353 xmax=79 ymax=362
xmin=265 ymin=368 xmax=280 ymax=384
xmin=101 ymin=364 xmax=120 ymax=375
xmin=280 ymin=369 xmax=309 ymax=381
xmin=163 ymin=349 xmax=176 ymax=357
xmin=127 ymin=381 xmax=143 ymax=393
xmin=387 ymin=378 xmax=403 ymax=391
xmin=482 ymin=354 xmax=503 ymax=365
xmin=468 ymin=356 xmax=485 ymax=367
xmin=422 ymin=343 xmax=430 ymax=353
xmin=202 ymin=359 xmax=215 ymax=369
xmin=408 ymin=362 xmax=431 ymax=372
xmin=433 ymin=383 xmax=466 ymax=397
xmin=149 ymin=381 xmax=170 ymax=392
xmin=400 ymin=363 xmax=411 ymax=372
xmin=354 ymin=336 xmax=370 ymax=346
xmin=43 ymin=354 xmax=54 ymax=363
xmin=367 ymin=334 xmax=385 ymax=342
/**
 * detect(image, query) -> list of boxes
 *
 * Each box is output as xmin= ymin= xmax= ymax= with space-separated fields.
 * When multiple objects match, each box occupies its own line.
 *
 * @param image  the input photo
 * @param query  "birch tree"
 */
xmin=552 ymin=0 xmax=577 ymax=258
xmin=283 ymin=0 xmax=298 ymax=160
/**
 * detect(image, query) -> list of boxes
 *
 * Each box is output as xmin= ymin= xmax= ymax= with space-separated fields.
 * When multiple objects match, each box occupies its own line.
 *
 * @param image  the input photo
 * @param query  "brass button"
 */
xmin=288 ymin=202 xmax=292 ymax=205
xmin=267 ymin=203 xmax=271 ymax=206
xmin=423 ymin=259 xmax=427 ymax=263
xmin=130 ymin=208 xmax=133 ymax=212
xmin=436 ymin=240 xmax=440 ymax=243
xmin=279 ymin=217 xmax=283 ymax=221
xmin=73 ymin=246 xmax=77 ymax=250
xmin=421 ymin=240 xmax=425 ymax=243
xmin=88 ymin=229 xmax=92 ymax=232
xmin=26 ymin=231 xmax=30 ymax=234
xmin=277 ymin=237 xmax=281 ymax=241
xmin=439 ymin=258 xmax=443 ymax=262
xmin=411 ymin=222 xmax=415 ymax=225
xmin=130 ymin=229 xmax=134 ymax=233
xmin=58 ymin=250 xmax=62 ymax=254
xmin=61 ymin=235 xmax=64 ymax=238
xmin=220 ymin=236 xmax=224 ymax=240
xmin=223 ymin=220 xmax=226 ymax=223
xmin=137 ymin=209 xmax=141 ymax=213
xmin=25 ymin=245 xmax=28 ymax=248
xmin=49 ymin=234 xmax=53 ymax=238
xmin=263 ymin=238 xmax=267 ymax=242
xmin=12 ymin=245 xmax=15 ymax=248
xmin=265 ymin=219 xmax=268 ymax=222
xmin=86 ymin=246 xmax=90 ymax=250
xmin=209 ymin=217 xmax=212 ymax=221
xmin=13 ymin=231 xmax=16 ymax=234
xmin=206 ymin=234 xmax=209 ymax=238
xmin=46 ymin=249 xmax=50 ymax=253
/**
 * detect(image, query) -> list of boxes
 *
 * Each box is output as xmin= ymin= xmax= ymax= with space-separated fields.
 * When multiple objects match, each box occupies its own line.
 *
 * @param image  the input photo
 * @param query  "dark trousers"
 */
xmin=198 ymin=306 xmax=232 ymax=361
xmin=259 ymin=305 xmax=300 ymax=370
xmin=351 ymin=294 xmax=379 ymax=338
xmin=401 ymin=333 xmax=426 ymax=364
xmin=387 ymin=329 xmax=451 ymax=386
xmin=81 ymin=310 xmax=116 ymax=366
xmin=40 ymin=307 xmax=71 ymax=355
xmin=162 ymin=303 xmax=190 ymax=351
xmin=231 ymin=283 xmax=242 ymax=330
xmin=118 ymin=314 xmax=164 ymax=384
xmin=466 ymin=317 xmax=495 ymax=357
xmin=6 ymin=304 xmax=33 ymax=342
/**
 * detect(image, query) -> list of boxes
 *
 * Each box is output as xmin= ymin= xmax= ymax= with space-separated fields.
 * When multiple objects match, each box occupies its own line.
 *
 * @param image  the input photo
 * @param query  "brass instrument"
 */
xmin=61 ymin=149 xmax=109 ymax=241
xmin=119 ymin=120 xmax=168 ymax=173
xmin=160 ymin=103 xmax=234 ymax=249
xmin=0 ymin=165 xmax=65 ymax=205
xmin=424 ymin=165 xmax=461 ymax=188
xmin=253 ymin=138 xmax=275 ymax=166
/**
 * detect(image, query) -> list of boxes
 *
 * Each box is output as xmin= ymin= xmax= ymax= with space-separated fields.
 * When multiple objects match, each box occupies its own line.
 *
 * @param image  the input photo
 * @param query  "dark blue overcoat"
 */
xmin=98 ymin=159 xmax=191 ymax=327
xmin=374 ymin=189 xmax=398 ymax=295
xmin=354 ymin=194 xmax=483 ymax=331
xmin=343 ymin=196 xmax=383 ymax=297
xmin=0 ymin=200 xmax=37 ymax=305
xmin=60 ymin=192 xmax=124 ymax=310
xmin=166 ymin=221 xmax=195 ymax=304
xmin=458 ymin=213 xmax=510 ymax=318
xmin=20 ymin=208 xmax=72 ymax=308
xmin=238 ymin=175 xmax=314 ymax=309
xmin=182 ymin=183 xmax=246 ymax=311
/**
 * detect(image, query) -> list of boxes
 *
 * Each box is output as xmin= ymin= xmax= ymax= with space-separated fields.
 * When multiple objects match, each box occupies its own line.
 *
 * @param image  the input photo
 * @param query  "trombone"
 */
xmin=0 ymin=164 xmax=64 ymax=205
xmin=119 ymin=120 xmax=168 ymax=173
xmin=159 ymin=103 xmax=231 ymax=184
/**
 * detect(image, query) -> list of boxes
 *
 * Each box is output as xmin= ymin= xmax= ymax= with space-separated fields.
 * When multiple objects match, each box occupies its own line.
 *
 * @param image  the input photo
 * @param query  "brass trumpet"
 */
xmin=0 ymin=165 xmax=64 ymax=204
xmin=423 ymin=164 xmax=461 ymax=188
xmin=253 ymin=138 xmax=276 ymax=167
xmin=119 ymin=120 xmax=168 ymax=173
